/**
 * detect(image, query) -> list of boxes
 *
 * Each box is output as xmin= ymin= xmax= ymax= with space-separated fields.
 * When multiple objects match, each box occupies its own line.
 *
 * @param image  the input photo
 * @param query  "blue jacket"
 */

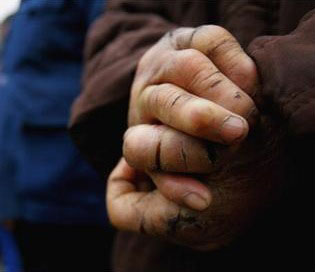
xmin=0 ymin=226 xmax=23 ymax=272
xmin=0 ymin=0 xmax=107 ymax=225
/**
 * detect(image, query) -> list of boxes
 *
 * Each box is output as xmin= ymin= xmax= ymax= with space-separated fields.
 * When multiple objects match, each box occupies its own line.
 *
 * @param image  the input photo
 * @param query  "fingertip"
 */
xmin=183 ymin=193 xmax=209 ymax=211
xmin=183 ymin=190 xmax=212 ymax=211
xmin=123 ymin=124 xmax=162 ymax=171
xmin=220 ymin=115 xmax=249 ymax=144
xmin=109 ymin=157 xmax=136 ymax=183
xmin=151 ymin=173 xmax=212 ymax=211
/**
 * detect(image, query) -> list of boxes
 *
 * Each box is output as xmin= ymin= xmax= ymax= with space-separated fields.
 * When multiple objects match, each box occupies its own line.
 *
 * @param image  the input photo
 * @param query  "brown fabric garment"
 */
xmin=70 ymin=0 xmax=315 ymax=173
xmin=69 ymin=1 xmax=217 ymax=174
xmin=69 ymin=1 xmax=314 ymax=271
xmin=248 ymin=9 xmax=315 ymax=137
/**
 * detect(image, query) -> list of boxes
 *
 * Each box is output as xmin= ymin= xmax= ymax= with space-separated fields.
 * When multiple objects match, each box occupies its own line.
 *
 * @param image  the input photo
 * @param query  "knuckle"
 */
xmin=176 ymin=48 xmax=201 ymax=65
xmin=196 ymin=25 xmax=236 ymax=45
xmin=193 ymin=25 xmax=230 ymax=41
xmin=175 ymin=49 xmax=223 ymax=91
xmin=147 ymin=84 xmax=172 ymax=112
xmin=145 ymin=84 xmax=191 ymax=119
xmin=238 ymin=58 xmax=257 ymax=78
xmin=168 ymin=92 xmax=192 ymax=110
xmin=237 ymin=61 xmax=258 ymax=93
xmin=138 ymin=85 xmax=158 ymax=114
xmin=188 ymin=104 xmax=214 ymax=135
xmin=166 ymin=27 xmax=187 ymax=38
xmin=202 ymin=25 xmax=228 ymax=37
xmin=167 ymin=27 xmax=195 ymax=49
xmin=191 ymin=68 xmax=223 ymax=92
xmin=123 ymin=125 xmax=163 ymax=171
xmin=136 ymin=43 xmax=170 ymax=82
xmin=208 ymin=36 xmax=238 ymax=57
xmin=174 ymin=48 xmax=230 ymax=96
xmin=228 ymin=60 xmax=258 ymax=95
xmin=210 ymin=24 xmax=226 ymax=33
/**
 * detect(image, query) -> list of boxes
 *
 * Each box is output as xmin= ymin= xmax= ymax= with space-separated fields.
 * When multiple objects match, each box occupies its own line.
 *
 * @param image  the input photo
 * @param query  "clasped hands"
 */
xmin=107 ymin=25 xmax=279 ymax=250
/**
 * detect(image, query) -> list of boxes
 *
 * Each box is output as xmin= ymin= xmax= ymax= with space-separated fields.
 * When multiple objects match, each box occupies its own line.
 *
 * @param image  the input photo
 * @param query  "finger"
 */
xmin=168 ymin=26 xmax=258 ymax=95
xmin=107 ymin=158 xmax=181 ymax=234
xmin=123 ymin=124 xmax=215 ymax=211
xmin=107 ymin=159 xmax=213 ymax=248
xmin=123 ymin=124 xmax=214 ymax=173
xmin=148 ymin=171 xmax=212 ymax=211
xmin=157 ymin=49 xmax=258 ymax=124
xmin=138 ymin=83 xmax=249 ymax=144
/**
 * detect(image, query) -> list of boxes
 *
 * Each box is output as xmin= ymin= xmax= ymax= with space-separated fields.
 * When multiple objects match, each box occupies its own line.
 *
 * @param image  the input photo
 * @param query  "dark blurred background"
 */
xmin=0 ymin=1 xmax=114 ymax=271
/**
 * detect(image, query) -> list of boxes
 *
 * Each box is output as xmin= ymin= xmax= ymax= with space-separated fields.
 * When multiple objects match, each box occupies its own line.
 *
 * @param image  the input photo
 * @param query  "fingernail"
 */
xmin=220 ymin=116 xmax=247 ymax=144
xmin=183 ymin=193 xmax=210 ymax=211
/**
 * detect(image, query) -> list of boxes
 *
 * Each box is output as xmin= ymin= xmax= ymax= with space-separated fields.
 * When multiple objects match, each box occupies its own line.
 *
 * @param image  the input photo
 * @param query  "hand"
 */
xmin=123 ymin=25 xmax=259 ymax=210
xmin=107 ymin=26 xmax=269 ymax=250
xmin=128 ymin=25 xmax=258 ymax=145
xmin=108 ymin=118 xmax=285 ymax=250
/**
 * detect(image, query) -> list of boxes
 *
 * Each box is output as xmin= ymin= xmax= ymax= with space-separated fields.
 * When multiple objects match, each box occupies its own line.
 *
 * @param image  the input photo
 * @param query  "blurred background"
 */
xmin=0 ymin=3 xmax=20 ymax=271
xmin=0 ymin=1 xmax=114 ymax=271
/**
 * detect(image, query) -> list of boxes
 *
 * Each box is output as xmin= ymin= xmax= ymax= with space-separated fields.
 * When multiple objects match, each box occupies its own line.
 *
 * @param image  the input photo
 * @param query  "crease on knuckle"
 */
xmin=149 ymin=84 xmax=175 ymax=116
xmin=188 ymin=67 xmax=223 ymax=94
xmin=207 ymin=36 xmax=239 ymax=58
xmin=223 ymin=48 xmax=245 ymax=70
xmin=167 ymin=93 xmax=193 ymax=124
xmin=138 ymin=86 xmax=156 ymax=120
xmin=148 ymin=84 xmax=193 ymax=123
xmin=169 ymin=91 xmax=193 ymax=108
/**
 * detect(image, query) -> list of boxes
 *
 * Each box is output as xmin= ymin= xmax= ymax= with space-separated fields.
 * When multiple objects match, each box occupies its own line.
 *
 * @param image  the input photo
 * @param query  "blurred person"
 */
xmin=0 ymin=1 xmax=115 ymax=271
xmin=0 ymin=13 xmax=23 ymax=272
xmin=69 ymin=0 xmax=314 ymax=271
xmin=0 ymin=224 xmax=23 ymax=272
xmin=0 ymin=14 xmax=14 ymax=62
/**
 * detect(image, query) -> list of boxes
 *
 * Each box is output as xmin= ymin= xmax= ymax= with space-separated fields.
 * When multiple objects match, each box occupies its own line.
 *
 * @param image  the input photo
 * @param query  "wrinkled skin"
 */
xmin=109 ymin=115 xmax=286 ymax=250
xmin=107 ymin=25 xmax=288 ymax=250
xmin=161 ymin=117 xmax=286 ymax=249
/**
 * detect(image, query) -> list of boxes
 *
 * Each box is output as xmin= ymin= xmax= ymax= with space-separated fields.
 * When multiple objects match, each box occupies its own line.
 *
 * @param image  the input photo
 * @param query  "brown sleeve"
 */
xmin=219 ymin=0 xmax=277 ymax=48
xmin=69 ymin=0 xmax=177 ymax=175
xmin=247 ymin=9 xmax=315 ymax=138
